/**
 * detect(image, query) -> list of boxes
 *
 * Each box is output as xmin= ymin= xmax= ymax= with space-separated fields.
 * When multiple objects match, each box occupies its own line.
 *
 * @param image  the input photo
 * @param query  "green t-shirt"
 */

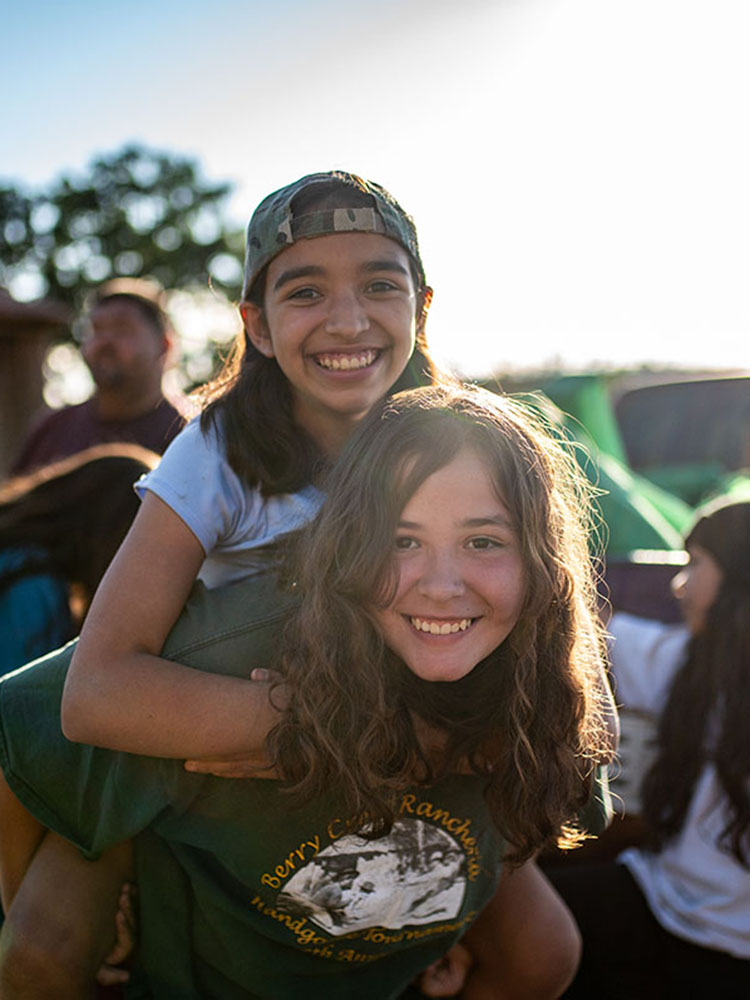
xmin=0 ymin=574 xmax=505 ymax=999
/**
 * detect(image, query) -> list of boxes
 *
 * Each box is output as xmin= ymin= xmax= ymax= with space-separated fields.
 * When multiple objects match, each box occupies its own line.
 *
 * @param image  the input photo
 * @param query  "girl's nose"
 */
xmin=324 ymin=290 xmax=370 ymax=337
xmin=417 ymin=553 xmax=465 ymax=602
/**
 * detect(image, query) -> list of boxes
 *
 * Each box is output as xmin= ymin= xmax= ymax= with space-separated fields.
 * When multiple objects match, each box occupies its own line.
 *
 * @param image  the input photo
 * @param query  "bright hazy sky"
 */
xmin=3 ymin=0 xmax=749 ymax=377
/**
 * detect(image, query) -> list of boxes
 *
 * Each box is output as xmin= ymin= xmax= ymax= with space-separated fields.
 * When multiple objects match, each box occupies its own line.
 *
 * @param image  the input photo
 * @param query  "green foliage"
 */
xmin=0 ymin=144 xmax=244 ymax=308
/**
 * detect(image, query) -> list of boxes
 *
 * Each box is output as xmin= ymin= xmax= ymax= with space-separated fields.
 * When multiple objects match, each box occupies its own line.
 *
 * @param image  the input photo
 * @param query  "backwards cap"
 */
xmin=242 ymin=171 xmax=426 ymax=299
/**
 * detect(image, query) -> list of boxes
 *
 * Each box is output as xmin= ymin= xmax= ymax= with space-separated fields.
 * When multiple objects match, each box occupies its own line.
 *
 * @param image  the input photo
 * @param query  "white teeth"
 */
xmin=316 ymin=350 xmax=377 ymax=371
xmin=410 ymin=617 xmax=472 ymax=635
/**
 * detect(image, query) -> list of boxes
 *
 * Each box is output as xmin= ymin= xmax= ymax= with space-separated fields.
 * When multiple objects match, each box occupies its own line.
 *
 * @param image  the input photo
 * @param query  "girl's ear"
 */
xmin=240 ymin=302 xmax=274 ymax=358
xmin=416 ymin=287 xmax=433 ymax=336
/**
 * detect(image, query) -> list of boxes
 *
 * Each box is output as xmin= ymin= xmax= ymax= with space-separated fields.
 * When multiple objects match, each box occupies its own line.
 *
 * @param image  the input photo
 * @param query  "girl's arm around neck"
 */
xmin=61 ymin=493 xmax=279 ymax=757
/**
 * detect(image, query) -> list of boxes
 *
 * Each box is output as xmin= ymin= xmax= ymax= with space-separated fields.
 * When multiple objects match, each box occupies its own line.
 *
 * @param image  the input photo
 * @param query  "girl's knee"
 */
xmin=0 ymin=910 xmax=96 ymax=999
xmin=534 ymin=917 xmax=582 ymax=998
xmin=515 ymin=889 xmax=582 ymax=997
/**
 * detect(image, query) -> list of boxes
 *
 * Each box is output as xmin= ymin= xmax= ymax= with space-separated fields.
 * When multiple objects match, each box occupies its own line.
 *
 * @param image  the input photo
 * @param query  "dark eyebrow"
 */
xmin=397 ymin=515 xmax=515 ymax=531
xmin=272 ymin=265 xmax=325 ymax=292
xmin=362 ymin=259 xmax=411 ymax=276
xmin=273 ymin=258 xmax=410 ymax=292
xmin=463 ymin=516 xmax=513 ymax=528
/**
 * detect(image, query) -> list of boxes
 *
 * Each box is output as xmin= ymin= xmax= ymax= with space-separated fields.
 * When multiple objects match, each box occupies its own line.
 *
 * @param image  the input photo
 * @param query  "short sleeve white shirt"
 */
xmin=610 ymin=613 xmax=750 ymax=958
xmin=135 ymin=417 xmax=324 ymax=589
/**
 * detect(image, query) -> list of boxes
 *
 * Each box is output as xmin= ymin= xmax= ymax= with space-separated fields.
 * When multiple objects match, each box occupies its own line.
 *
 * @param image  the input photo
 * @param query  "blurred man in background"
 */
xmin=12 ymin=279 xmax=187 ymax=474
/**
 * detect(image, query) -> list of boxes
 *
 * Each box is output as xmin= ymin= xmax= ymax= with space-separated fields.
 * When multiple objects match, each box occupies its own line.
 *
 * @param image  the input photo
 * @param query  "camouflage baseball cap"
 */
xmin=242 ymin=171 xmax=426 ymax=299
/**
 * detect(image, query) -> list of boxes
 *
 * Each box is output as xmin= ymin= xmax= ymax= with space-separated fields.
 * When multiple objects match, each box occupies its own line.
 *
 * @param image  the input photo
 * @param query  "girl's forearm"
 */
xmin=62 ymin=655 xmax=279 ymax=757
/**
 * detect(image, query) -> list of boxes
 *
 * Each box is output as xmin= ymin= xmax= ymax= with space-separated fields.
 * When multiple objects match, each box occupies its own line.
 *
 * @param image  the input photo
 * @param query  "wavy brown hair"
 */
xmin=641 ymin=498 xmax=750 ymax=865
xmin=270 ymin=384 xmax=610 ymax=863
xmin=194 ymin=178 xmax=439 ymax=496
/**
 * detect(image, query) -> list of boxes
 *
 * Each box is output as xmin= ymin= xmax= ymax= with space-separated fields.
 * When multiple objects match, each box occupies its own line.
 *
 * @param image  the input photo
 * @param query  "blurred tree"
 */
xmin=0 ymin=144 xmax=244 ymax=309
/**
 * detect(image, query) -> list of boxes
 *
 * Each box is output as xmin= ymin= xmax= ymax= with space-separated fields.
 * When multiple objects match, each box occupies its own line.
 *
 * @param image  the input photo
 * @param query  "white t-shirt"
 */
xmin=610 ymin=613 xmax=750 ymax=959
xmin=136 ymin=417 xmax=324 ymax=589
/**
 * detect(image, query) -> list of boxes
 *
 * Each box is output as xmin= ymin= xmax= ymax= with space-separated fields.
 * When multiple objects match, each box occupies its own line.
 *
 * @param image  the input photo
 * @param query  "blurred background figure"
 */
xmin=546 ymin=496 xmax=750 ymax=999
xmin=11 ymin=279 xmax=187 ymax=475
xmin=0 ymin=443 xmax=159 ymax=676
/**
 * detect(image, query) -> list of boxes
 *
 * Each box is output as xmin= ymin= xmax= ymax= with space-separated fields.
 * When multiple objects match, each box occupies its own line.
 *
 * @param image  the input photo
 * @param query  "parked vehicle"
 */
xmin=613 ymin=372 xmax=750 ymax=506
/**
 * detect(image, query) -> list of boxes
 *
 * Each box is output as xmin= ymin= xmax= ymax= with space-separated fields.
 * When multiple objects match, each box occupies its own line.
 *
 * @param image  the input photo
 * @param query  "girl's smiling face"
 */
xmin=671 ymin=542 xmax=723 ymax=634
xmin=371 ymin=448 xmax=526 ymax=683
xmin=241 ymin=232 xmax=421 ymax=455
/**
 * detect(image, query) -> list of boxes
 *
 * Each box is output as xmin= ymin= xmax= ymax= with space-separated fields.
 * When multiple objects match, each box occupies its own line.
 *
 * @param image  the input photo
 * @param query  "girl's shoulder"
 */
xmin=134 ymin=413 xmax=258 ymax=559
xmin=173 ymin=412 xmax=225 ymax=452
xmin=608 ymin=613 xmax=689 ymax=712
xmin=135 ymin=414 xmax=324 ymax=585
xmin=136 ymin=415 xmax=232 ymax=496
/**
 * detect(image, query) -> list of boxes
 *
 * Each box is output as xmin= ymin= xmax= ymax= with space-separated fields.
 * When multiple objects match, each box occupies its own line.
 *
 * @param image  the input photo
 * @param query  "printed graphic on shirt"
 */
xmin=247 ymin=789 xmax=498 ymax=966
xmin=276 ymin=818 xmax=466 ymax=936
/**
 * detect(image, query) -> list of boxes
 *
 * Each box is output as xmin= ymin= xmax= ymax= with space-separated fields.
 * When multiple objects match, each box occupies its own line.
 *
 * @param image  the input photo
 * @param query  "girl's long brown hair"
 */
xmin=270 ymin=384 xmax=610 ymax=863
xmin=641 ymin=498 xmax=750 ymax=865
